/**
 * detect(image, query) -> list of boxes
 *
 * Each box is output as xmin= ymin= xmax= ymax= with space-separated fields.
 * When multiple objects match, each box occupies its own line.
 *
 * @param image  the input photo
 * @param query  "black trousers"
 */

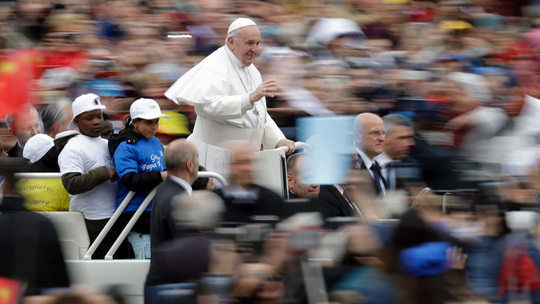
xmin=85 ymin=218 xmax=133 ymax=259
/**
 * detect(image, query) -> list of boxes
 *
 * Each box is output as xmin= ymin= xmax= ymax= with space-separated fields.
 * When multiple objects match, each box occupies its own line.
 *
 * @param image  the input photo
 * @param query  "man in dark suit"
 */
xmin=146 ymin=191 xmax=224 ymax=288
xmin=375 ymin=114 xmax=422 ymax=191
xmin=215 ymin=141 xmax=285 ymax=225
xmin=150 ymin=139 xmax=199 ymax=250
xmin=286 ymin=153 xmax=320 ymax=199
xmin=352 ymin=113 xmax=387 ymax=195
xmin=317 ymin=185 xmax=357 ymax=218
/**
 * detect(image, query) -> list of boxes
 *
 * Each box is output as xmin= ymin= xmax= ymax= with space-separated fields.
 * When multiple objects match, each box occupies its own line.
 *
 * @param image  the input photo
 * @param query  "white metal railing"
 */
xmin=104 ymin=187 xmax=156 ymax=260
xmin=14 ymin=172 xmax=228 ymax=185
xmin=275 ymin=142 xmax=313 ymax=154
xmin=14 ymin=171 xmax=228 ymax=260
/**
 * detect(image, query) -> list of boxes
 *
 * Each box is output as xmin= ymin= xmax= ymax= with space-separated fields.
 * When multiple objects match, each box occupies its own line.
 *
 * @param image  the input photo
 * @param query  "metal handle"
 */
xmin=15 ymin=173 xmax=62 ymax=179
xmin=275 ymin=142 xmax=312 ymax=154
xmin=197 ymin=171 xmax=228 ymax=187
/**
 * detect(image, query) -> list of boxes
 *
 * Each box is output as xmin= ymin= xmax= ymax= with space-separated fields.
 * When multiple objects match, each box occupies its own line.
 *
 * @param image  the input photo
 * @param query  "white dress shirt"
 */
xmin=168 ymin=175 xmax=193 ymax=196
xmin=355 ymin=146 xmax=386 ymax=195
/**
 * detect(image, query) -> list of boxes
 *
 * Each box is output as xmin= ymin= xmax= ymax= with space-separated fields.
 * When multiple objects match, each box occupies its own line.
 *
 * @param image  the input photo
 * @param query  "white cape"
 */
xmin=165 ymin=46 xmax=284 ymax=180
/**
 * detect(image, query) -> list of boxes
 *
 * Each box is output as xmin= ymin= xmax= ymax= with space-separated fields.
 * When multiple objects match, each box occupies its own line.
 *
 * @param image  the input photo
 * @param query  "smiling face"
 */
xmin=132 ymin=118 xmax=159 ymax=140
xmin=74 ymin=109 xmax=103 ymax=137
xmin=227 ymin=25 xmax=261 ymax=67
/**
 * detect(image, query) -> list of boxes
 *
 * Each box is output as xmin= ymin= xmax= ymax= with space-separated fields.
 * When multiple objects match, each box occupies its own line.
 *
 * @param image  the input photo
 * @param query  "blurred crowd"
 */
xmin=6 ymin=0 xmax=540 ymax=303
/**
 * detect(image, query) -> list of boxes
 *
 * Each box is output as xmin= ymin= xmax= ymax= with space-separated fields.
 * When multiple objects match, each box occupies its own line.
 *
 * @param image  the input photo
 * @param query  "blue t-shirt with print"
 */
xmin=114 ymin=137 xmax=165 ymax=212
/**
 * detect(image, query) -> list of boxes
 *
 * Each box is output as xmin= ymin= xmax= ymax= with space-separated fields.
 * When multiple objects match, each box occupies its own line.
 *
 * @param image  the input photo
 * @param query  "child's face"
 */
xmin=74 ymin=110 xmax=103 ymax=137
xmin=133 ymin=118 xmax=159 ymax=140
xmin=101 ymin=121 xmax=114 ymax=139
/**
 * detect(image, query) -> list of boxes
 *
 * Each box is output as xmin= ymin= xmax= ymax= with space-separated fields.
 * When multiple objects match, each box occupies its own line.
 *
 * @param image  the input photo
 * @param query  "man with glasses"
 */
xmin=352 ymin=113 xmax=387 ymax=196
xmin=5 ymin=105 xmax=42 ymax=157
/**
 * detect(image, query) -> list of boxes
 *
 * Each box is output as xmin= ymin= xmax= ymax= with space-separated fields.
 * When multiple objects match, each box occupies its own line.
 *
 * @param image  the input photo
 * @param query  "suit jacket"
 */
xmin=146 ymin=232 xmax=220 ymax=287
xmin=7 ymin=142 xmax=23 ymax=158
xmin=317 ymin=185 xmax=355 ymax=218
xmin=150 ymin=177 xmax=187 ymax=250
xmin=0 ymin=196 xmax=70 ymax=295
xmin=288 ymin=191 xmax=299 ymax=199
xmin=215 ymin=184 xmax=285 ymax=226
xmin=352 ymin=154 xmax=386 ymax=195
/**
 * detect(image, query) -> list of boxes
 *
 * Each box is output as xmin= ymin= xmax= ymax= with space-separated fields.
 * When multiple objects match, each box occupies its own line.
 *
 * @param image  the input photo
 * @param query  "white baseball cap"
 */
xmin=23 ymin=134 xmax=54 ymax=164
xmin=130 ymin=98 xmax=170 ymax=122
xmin=228 ymin=18 xmax=257 ymax=34
xmin=68 ymin=93 xmax=107 ymax=129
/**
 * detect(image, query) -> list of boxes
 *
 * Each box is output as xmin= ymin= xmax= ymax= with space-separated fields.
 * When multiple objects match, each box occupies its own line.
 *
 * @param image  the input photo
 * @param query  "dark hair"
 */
xmin=120 ymin=114 xmax=138 ymax=134
xmin=191 ymin=165 xmax=209 ymax=190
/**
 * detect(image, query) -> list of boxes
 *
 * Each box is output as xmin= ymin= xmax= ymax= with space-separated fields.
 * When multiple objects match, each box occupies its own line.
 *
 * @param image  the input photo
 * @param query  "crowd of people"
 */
xmin=3 ymin=0 xmax=540 ymax=303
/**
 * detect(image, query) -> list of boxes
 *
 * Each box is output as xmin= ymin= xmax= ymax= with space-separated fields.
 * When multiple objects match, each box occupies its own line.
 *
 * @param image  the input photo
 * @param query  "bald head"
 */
xmin=223 ymin=140 xmax=258 ymax=187
xmin=165 ymin=139 xmax=199 ymax=183
xmin=353 ymin=113 xmax=385 ymax=160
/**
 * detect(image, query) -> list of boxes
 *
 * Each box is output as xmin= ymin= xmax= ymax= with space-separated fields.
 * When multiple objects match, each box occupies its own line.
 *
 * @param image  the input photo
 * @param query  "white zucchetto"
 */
xmin=227 ymin=18 xmax=257 ymax=34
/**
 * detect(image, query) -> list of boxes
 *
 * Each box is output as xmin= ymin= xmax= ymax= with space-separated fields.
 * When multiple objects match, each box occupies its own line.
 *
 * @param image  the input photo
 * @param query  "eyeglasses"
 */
xmin=22 ymin=123 xmax=42 ymax=133
xmin=355 ymin=130 xmax=387 ymax=138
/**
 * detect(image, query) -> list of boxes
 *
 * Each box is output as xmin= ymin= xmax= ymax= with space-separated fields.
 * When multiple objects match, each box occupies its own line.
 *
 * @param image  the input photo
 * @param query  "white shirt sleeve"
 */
xmin=59 ymin=144 xmax=84 ymax=175
xmin=197 ymin=94 xmax=252 ymax=122
xmin=262 ymin=113 xmax=285 ymax=149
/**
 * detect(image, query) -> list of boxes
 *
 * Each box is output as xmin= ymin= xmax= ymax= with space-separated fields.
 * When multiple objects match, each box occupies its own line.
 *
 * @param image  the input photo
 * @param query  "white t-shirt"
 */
xmin=59 ymin=134 xmax=117 ymax=220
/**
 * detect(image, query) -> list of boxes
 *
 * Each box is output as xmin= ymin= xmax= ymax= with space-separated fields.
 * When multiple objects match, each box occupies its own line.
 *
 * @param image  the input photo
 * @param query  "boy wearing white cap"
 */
xmin=57 ymin=93 xmax=121 ymax=259
xmin=164 ymin=18 xmax=295 ymax=183
xmin=108 ymin=98 xmax=170 ymax=259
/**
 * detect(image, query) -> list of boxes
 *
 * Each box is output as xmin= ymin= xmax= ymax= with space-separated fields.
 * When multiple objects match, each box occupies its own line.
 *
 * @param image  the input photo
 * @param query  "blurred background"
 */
xmin=3 ymin=0 xmax=540 ymax=191
xmin=2 ymin=0 xmax=540 ymax=184
xmin=6 ymin=0 xmax=540 ymax=303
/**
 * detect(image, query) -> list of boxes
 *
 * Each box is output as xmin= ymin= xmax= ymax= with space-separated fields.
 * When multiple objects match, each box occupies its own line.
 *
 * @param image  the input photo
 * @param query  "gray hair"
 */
xmin=287 ymin=153 xmax=303 ymax=178
xmin=5 ymin=105 xmax=40 ymax=130
xmin=171 ymin=191 xmax=225 ymax=230
xmin=41 ymin=99 xmax=72 ymax=134
xmin=382 ymin=114 xmax=413 ymax=134
xmin=164 ymin=140 xmax=195 ymax=173
xmin=225 ymin=28 xmax=241 ymax=45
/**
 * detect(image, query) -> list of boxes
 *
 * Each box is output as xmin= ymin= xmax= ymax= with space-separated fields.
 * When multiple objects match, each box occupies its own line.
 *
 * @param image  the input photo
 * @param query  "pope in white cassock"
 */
xmin=165 ymin=18 xmax=295 ymax=179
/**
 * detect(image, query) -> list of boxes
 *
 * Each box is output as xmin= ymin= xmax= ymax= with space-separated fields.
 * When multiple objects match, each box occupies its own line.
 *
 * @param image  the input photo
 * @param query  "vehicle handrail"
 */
xmin=105 ymin=187 xmax=157 ymax=260
xmin=275 ymin=142 xmax=312 ymax=154
xmin=14 ymin=172 xmax=229 ymax=186
xmin=15 ymin=172 xmax=62 ymax=179
xmin=15 ymin=171 xmax=228 ymax=260
xmin=196 ymin=171 xmax=228 ymax=187
xmin=84 ymin=191 xmax=135 ymax=260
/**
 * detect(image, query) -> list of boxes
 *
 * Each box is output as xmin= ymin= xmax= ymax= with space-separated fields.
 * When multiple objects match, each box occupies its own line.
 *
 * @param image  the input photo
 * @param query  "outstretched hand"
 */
xmin=250 ymin=79 xmax=278 ymax=104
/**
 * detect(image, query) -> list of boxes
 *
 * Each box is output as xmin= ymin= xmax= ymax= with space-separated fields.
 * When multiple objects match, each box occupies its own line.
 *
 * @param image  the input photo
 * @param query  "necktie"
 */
xmin=370 ymin=161 xmax=386 ymax=194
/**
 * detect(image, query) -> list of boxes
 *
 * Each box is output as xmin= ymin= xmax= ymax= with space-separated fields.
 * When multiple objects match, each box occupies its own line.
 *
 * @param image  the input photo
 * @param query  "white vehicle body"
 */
xmin=10 ymin=143 xmax=309 ymax=304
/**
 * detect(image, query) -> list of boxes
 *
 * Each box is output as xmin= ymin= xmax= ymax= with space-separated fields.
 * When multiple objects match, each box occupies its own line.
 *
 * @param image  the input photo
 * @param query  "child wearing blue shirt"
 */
xmin=109 ymin=98 xmax=169 ymax=259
